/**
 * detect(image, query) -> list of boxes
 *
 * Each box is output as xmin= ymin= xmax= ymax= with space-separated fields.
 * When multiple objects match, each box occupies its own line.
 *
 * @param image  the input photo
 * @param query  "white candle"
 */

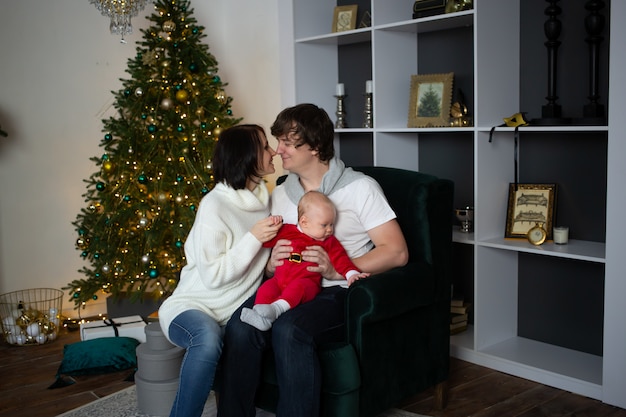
xmin=553 ymin=226 xmax=569 ymax=244
xmin=336 ymin=83 xmax=345 ymax=96
xmin=365 ymin=80 xmax=373 ymax=93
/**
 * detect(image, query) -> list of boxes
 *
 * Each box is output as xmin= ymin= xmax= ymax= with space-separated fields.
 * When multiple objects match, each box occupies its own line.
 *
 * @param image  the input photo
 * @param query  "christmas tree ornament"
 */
xmin=160 ymin=98 xmax=173 ymax=110
xmin=135 ymin=87 xmax=144 ymax=97
xmin=175 ymin=89 xmax=188 ymax=102
xmin=162 ymin=20 xmax=176 ymax=32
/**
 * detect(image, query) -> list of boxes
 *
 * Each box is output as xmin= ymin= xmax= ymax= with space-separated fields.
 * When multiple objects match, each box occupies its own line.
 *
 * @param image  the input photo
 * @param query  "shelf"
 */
xmin=478 ymin=238 xmax=605 ymax=263
xmin=478 ymin=125 xmax=609 ymax=133
xmin=453 ymin=229 xmax=474 ymax=244
xmin=375 ymin=10 xmax=474 ymax=33
xmin=479 ymin=336 xmax=603 ymax=396
xmin=375 ymin=127 xmax=475 ymax=133
xmin=451 ymin=330 xmax=602 ymax=400
xmin=296 ymin=28 xmax=371 ymax=45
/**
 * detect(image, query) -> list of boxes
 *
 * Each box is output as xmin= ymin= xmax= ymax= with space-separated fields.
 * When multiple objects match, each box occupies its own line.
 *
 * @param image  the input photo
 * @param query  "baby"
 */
xmin=241 ymin=190 xmax=369 ymax=330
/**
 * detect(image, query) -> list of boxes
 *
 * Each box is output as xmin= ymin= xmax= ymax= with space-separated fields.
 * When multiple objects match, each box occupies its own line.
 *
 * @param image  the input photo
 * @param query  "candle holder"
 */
xmin=363 ymin=92 xmax=373 ymax=128
xmin=455 ymin=207 xmax=474 ymax=233
xmin=335 ymin=95 xmax=346 ymax=129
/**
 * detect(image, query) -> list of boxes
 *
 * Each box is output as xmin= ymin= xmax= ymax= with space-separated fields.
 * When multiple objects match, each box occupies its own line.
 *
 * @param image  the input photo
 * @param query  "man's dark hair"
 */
xmin=270 ymin=103 xmax=335 ymax=162
xmin=213 ymin=124 xmax=266 ymax=189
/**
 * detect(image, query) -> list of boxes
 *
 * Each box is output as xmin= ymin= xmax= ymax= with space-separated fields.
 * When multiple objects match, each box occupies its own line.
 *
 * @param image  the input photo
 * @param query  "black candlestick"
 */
xmin=534 ymin=0 xmax=571 ymax=125
xmin=578 ymin=0 xmax=606 ymax=125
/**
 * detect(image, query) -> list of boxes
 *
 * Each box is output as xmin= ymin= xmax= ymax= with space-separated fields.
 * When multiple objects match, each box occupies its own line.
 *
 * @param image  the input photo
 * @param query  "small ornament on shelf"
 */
xmin=413 ymin=0 xmax=446 ymax=18
xmin=449 ymin=88 xmax=472 ymax=127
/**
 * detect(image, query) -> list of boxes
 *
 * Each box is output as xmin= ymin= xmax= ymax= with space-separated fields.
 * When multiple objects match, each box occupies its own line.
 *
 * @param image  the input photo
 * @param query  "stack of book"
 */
xmin=450 ymin=295 xmax=470 ymax=335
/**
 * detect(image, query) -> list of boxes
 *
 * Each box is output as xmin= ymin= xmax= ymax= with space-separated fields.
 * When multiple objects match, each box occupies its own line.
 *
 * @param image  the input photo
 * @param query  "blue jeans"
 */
xmin=168 ymin=309 xmax=224 ymax=417
xmin=217 ymin=286 xmax=347 ymax=417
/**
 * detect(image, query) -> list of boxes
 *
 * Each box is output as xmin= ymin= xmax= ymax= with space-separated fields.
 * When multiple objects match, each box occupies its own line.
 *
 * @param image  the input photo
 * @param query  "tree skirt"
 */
xmin=55 ymin=385 xmax=430 ymax=417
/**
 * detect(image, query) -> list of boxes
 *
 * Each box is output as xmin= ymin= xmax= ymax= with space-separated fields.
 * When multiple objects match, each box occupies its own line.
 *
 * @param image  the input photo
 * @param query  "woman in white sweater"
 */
xmin=158 ymin=124 xmax=283 ymax=417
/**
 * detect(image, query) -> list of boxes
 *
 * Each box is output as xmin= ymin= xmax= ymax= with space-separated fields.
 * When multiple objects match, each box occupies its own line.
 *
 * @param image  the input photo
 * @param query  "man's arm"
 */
xmin=303 ymin=219 xmax=408 ymax=279
xmin=350 ymin=219 xmax=408 ymax=275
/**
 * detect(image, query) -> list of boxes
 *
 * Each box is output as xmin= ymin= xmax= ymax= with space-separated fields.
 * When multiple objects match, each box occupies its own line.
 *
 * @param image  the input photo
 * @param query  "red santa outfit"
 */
xmin=257 ymin=223 xmax=359 ymax=308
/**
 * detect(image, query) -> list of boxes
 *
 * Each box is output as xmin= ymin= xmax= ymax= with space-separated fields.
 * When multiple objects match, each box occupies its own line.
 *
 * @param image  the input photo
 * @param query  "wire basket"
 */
xmin=0 ymin=288 xmax=63 ymax=346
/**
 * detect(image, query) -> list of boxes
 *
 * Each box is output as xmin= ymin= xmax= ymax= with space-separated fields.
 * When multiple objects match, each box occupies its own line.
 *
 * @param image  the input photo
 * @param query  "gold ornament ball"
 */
xmin=76 ymin=237 xmax=90 ymax=249
xmin=103 ymin=161 xmax=113 ymax=172
xmin=213 ymin=127 xmax=223 ymax=137
xmin=175 ymin=90 xmax=189 ymax=102
xmin=162 ymin=20 xmax=176 ymax=32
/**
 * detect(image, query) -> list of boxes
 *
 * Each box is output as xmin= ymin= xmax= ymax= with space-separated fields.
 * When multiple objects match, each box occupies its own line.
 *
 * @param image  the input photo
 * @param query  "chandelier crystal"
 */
xmin=90 ymin=0 xmax=150 ymax=40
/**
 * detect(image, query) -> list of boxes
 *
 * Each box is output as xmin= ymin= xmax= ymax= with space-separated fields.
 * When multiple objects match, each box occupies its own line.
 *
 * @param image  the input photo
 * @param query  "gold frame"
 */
xmin=332 ymin=5 xmax=358 ymax=33
xmin=505 ymin=183 xmax=557 ymax=239
xmin=407 ymin=72 xmax=454 ymax=128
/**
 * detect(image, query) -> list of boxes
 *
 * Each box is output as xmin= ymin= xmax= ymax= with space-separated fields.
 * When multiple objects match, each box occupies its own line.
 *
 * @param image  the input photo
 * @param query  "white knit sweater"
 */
xmin=158 ymin=181 xmax=271 ymax=339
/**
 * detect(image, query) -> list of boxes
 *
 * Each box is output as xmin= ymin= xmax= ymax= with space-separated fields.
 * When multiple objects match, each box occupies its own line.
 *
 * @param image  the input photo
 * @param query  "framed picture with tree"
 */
xmin=407 ymin=72 xmax=454 ymax=127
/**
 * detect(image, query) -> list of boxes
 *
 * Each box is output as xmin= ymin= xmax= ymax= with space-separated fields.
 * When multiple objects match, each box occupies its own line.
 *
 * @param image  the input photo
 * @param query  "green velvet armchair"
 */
xmin=255 ymin=166 xmax=454 ymax=417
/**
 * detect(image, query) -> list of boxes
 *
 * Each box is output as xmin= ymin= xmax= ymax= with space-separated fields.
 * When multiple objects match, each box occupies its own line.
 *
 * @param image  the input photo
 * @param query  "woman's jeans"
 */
xmin=217 ymin=286 xmax=347 ymax=417
xmin=168 ymin=309 xmax=223 ymax=417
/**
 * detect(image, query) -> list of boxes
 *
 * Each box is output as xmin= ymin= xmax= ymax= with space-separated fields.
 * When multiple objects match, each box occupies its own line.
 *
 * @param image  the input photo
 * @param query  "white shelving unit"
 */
xmin=278 ymin=0 xmax=626 ymax=409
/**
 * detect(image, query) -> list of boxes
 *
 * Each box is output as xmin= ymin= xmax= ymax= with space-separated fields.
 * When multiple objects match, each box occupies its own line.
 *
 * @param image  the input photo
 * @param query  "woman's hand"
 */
xmin=251 ymin=215 xmax=283 ymax=243
xmin=302 ymin=245 xmax=342 ymax=280
xmin=266 ymin=239 xmax=292 ymax=276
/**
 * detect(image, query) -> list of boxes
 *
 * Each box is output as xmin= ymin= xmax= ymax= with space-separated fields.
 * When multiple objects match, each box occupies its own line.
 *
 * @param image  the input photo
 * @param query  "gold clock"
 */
xmin=527 ymin=222 xmax=547 ymax=246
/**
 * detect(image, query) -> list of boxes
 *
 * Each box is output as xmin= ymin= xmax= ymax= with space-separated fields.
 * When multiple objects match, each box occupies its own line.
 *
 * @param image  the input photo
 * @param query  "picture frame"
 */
xmin=332 ymin=5 xmax=358 ymax=33
xmin=505 ymin=183 xmax=557 ymax=239
xmin=407 ymin=72 xmax=454 ymax=128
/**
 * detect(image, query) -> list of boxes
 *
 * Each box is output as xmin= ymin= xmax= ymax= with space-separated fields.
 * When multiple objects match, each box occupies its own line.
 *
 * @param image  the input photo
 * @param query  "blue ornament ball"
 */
xmin=104 ymin=133 xmax=113 ymax=141
xmin=149 ymin=269 xmax=159 ymax=278
xmin=148 ymin=124 xmax=157 ymax=133
xmin=96 ymin=182 xmax=105 ymax=191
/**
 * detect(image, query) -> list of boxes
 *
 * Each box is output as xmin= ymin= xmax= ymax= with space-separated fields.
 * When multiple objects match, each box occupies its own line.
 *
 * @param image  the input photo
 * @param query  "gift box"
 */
xmin=80 ymin=315 xmax=147 ymax=343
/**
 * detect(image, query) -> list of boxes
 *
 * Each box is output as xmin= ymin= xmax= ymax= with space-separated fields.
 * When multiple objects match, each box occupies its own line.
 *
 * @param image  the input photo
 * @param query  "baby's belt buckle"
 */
xmin=288 ymin=253 xmax=302 ymax=263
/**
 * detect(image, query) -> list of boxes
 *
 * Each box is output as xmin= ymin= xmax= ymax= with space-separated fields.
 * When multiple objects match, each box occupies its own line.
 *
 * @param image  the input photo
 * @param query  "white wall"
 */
xmin=0 ymin=0 xmax=282 ymax=317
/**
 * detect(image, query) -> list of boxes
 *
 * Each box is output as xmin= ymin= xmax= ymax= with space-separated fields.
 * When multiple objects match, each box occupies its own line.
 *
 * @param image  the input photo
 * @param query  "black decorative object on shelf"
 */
xmin=412 ymin=0 xmax=446 ymax=19
xmin=533 ymin=0 xmax=571 ymax=125
xmin=577 ymin=0 xmax=606 ymax=125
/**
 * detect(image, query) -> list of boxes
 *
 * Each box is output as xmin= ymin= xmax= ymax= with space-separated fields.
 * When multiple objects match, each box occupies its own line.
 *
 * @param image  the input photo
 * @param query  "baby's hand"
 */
xmin=251 ymin=215 xmax=283 ymax=243
xmin=347 ymin=272 xmax=370 ymax=286
xmin=269 ymin=215 xmax=283 ymax=225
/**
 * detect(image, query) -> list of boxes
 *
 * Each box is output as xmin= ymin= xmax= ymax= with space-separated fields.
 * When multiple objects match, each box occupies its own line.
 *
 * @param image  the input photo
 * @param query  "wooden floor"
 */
xmin=1 ymin=328 xmax=625 ymax=417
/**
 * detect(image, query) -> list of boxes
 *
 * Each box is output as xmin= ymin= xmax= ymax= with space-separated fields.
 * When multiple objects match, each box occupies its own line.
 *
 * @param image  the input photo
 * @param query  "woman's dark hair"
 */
xmin=213 ymin=124 xmax=266 ymax=189
xmin=270 ymin=103 xmax=335 ymax=162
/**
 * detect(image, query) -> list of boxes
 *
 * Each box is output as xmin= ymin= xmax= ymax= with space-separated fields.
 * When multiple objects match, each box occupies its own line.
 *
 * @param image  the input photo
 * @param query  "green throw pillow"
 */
xmin=49 ymin=337 xmax=140 ymax=388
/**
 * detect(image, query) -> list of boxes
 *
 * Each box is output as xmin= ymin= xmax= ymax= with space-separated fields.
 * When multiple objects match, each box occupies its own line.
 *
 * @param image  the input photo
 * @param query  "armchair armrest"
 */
xmin=345 ymin=261 xmax=435 ymax=340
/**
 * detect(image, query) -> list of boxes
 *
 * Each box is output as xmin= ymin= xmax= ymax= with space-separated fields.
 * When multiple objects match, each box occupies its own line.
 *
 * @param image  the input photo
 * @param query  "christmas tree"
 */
xmin=417 ymin=84 xmax=442 ymax=117
xmin=67 ymin=0 xmax=240 ymax=309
